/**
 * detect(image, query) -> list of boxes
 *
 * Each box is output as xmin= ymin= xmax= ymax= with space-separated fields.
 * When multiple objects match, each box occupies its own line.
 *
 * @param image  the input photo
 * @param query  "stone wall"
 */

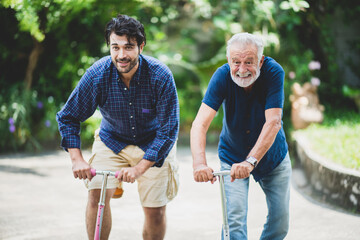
xmin=293 ymin=132 xmax=360 ymax=213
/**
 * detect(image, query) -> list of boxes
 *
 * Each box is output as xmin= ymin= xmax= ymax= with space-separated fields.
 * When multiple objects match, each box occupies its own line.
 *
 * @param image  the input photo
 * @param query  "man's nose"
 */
xmin=238 ymin=63 xmax=247 ymax=73
xmin=118 ymin=48 xmax=126 ymax=59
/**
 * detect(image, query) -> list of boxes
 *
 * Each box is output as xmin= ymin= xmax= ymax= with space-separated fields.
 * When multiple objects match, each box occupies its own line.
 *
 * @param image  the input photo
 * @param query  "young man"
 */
xmin=191 ymin=33 xmax=291 ymax=240
xmin=56 ymin=14 xmax=179 ymax=240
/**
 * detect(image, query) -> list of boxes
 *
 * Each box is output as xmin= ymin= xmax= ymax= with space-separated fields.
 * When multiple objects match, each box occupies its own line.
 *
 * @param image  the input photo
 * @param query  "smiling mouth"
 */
xmin=116 ymin=60 xmax=130 ymax=67
xmin=236 ymin=73 xmax=251 ymax=78
xmin=116 ymin=58 xmax=130 ymax=62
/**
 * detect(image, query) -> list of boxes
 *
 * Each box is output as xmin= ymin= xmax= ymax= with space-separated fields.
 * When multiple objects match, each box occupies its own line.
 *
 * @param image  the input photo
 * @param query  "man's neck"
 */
xmin=119 ymin=63 xmax=139 ymax=88
xmin=121 ymin=77 xmax=131 ymax=88
xmin=244 ymin=85 xmax=253 ymax=93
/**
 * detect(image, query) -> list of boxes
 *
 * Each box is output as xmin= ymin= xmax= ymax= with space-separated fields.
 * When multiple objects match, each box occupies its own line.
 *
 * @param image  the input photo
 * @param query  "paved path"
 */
xmin=0 ymin=147 xmax=359 ymax=240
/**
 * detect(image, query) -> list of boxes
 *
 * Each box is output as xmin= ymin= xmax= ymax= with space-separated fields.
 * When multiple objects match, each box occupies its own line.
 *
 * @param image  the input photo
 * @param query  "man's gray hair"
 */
xmin=226 ymin=33 xmax=264 ymax=62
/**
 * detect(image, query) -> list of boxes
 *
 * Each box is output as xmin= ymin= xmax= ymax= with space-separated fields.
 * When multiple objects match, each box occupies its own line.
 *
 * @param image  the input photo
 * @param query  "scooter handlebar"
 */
xmin=91 ymin=169 xmax=120 ymax=178
xmin=213 ymin=170 xmax=231 ymax=176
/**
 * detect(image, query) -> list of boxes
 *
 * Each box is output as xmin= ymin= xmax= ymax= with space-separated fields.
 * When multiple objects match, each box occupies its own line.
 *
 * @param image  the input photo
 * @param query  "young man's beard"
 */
xmin=231 ymin=65 xmax=261 ymax=88
xmin=113 ymin=54 xmax=139 ymax=74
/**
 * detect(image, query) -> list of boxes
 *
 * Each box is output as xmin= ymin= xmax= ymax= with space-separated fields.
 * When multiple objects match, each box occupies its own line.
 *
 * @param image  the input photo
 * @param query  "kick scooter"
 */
xmin=213 ymin=170 xmax=231 ymax=240
xmin=90 ymin=169 xmax=120 ymax=240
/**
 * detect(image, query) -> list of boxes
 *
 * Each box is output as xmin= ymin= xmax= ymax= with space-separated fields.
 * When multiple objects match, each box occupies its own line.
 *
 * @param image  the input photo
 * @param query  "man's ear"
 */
xmin=259 ymin=55 xmax=265 ymax=69
xmin=139 ymin=42 xmax=145 ymax=54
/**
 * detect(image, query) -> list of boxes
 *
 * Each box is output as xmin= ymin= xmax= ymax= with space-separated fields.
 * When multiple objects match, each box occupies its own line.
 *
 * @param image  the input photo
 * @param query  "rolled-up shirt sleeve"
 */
xmin=143 ymin=72 xmax=179 ymax=167
xmin=56 ymin=69 xmax=100 ymax=151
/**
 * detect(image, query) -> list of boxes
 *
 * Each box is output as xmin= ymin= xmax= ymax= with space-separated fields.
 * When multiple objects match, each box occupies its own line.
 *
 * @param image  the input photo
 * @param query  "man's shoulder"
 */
xmin=87 ymin=56 xmax=112 ymax=77
xmin=141 ymin=54 xmax=172 ymax=77
xmin=262 ymin=56 xmax=284 ymax=73
xmin=217 ymin=63 xmax=230 ymax=73
xmin=211 ymin=63 xmax=230 ymax=84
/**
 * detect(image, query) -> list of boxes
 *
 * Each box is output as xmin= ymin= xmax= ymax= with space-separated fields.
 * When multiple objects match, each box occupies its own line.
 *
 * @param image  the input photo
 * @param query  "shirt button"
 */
xmin=124 ymin=88 xmax=127 ymax=90
xmin=130 ymin=116 xmax=133 ymax=118
xmin=246 ymin=130 xmax=250 ymax=134
xmin=133 ymin=135 xmax=136 ymax=138
xmin=129 ymin=102 xmax=132 ymax=105
xmin=132 ymin=127 xmax=135 ymax=130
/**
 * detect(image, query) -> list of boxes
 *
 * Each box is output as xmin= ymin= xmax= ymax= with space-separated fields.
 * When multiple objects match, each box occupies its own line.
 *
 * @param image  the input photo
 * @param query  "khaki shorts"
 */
xmin=85 ymin=130 xmax=179 ymax=207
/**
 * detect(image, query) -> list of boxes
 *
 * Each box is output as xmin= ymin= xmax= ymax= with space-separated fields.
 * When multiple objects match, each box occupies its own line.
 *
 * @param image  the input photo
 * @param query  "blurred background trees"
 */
xmin=1 ymin=0 xmax=359 ymax=152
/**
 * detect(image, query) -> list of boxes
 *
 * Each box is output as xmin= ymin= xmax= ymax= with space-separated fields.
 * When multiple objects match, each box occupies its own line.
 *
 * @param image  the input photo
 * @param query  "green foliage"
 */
xmin=1 ymin=0 xmax=359 ymax=153
xmin=0 ymin=85 xmax=59 ymax=152
xmin=1 ymin=0 xmax=95 ymax=42
xmin=297 ymin=110 xmax=360 ymax=170
xmin=342 ymin=85 xmax=360 ymax=112
xmin=280 ymin=0 xmax=309 ymax=12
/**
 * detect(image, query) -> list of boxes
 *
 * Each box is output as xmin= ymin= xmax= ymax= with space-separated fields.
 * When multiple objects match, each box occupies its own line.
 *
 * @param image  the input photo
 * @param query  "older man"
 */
xmin=191 ymin=33 xmax=291 ymax=240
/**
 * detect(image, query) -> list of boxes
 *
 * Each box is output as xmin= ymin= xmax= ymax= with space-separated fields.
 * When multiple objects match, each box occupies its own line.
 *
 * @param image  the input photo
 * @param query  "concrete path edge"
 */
xmin=293 ymin=132 xmax=360 ymax=214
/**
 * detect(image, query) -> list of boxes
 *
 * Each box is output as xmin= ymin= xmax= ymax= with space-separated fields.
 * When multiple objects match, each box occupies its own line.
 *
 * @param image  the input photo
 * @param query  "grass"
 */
xmin=295 ymin=110 xmax=360 ymax=170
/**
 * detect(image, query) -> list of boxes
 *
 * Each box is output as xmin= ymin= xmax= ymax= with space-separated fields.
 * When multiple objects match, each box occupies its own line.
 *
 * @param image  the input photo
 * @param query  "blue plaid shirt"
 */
xmin=56 ymin=54 xmax=179 ymax=167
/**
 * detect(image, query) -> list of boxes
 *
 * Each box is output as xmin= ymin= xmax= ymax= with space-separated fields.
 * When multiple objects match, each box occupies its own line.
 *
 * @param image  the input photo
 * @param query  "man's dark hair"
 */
xmin=104 ymin=14 xmax=146 ymax=47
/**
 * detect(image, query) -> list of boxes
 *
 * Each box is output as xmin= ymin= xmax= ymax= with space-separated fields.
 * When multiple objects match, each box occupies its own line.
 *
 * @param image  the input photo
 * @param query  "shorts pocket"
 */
xmin=166 ymin=154 xmax=179 ymax=200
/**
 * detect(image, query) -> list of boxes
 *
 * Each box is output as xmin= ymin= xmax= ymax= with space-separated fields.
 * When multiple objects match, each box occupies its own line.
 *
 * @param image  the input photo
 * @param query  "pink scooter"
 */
xmin=90 ymin=169 xmax=120 ymax=240
xmin=90 ymin=169 xmax=231 ymax=240
xmin=213 ymin=170 xmax=231 ymax=240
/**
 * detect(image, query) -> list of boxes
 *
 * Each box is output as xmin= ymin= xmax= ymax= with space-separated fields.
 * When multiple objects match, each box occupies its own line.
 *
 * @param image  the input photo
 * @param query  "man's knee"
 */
xmin=87 ymin=189 xmax=115 ymax=208
xmin=88 ymin=189 xmax=101 ymax=208
xmin=143 ymin=206 xmax=166 ymax=224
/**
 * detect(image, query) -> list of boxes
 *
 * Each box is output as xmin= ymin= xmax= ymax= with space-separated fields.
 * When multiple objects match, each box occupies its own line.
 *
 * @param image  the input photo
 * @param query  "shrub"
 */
xmin=0 ymin=86 xmax=60 ymax=152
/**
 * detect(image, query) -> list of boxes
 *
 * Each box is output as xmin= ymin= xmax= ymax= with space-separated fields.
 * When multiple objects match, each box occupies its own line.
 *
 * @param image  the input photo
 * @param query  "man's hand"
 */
xmin=193 ymin=164 xmax=216 ymax=184
xmin=72 ymin=158 xmax=92 ymax=180
xmin=230 ymin=161 xmax=254 ymax=182
xmin=117 ymin=159 xmax=154 ymax=183
xmin=69 ymin=148 xmax=92 ymax=180
xmin=117 ymin=167 xmax=142 ymax=183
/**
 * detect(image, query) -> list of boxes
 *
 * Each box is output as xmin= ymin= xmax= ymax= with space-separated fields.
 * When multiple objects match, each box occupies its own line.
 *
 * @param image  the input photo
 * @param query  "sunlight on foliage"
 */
xmin=2 ymin=0 xmax=95 ymax=41
xmin=297 ymin=112 xmax=360 ymax=170
xmin=280 ymin=0 xmax=310 ymax=12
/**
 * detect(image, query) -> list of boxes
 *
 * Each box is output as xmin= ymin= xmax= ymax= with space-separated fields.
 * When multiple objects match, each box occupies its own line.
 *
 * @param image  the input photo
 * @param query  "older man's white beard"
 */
xmin=231 ymin=68 xmax=261 ymax=88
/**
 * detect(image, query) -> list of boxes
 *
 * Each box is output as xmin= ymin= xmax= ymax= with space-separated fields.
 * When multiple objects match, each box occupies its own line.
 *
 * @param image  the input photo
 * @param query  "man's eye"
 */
xmin=125 ymin=46 xmax=133 ymax=50
xmin=112 ymin=47 xmax=119 ymax=50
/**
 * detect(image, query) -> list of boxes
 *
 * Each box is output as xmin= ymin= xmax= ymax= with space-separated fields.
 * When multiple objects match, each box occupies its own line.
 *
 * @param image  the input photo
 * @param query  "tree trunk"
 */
xmin=25 ymin=37 xmax=43 ymax=90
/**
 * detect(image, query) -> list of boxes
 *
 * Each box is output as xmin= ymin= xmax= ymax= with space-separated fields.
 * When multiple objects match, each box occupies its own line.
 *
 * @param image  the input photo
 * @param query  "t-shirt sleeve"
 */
xmin=202 ymin=65 xmax=228 ymax=111
xmin=264 ymin=60 xmax=285 ymax=110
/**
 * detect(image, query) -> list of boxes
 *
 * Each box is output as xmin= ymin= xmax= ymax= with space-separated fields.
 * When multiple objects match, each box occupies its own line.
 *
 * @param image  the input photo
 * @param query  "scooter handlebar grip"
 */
xmin=91 ymin=168 xmax=97 ymax=177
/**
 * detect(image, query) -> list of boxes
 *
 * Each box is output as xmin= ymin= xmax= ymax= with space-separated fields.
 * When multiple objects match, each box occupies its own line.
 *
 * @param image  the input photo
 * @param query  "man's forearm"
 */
xmin=248 ymin=117 xmax=281 ymax=162
xmin=68 ymin=148 xmax=84 ymax=163
xmin=135 ymin=159 xmax=156 ymax=175
xmin=190 ymin=122 xmax=208 ymax=168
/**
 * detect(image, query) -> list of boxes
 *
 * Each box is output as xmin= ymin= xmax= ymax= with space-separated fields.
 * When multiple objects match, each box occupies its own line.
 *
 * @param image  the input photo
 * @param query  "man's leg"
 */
xmin=258 ymin=153 xmax=292 ymax=240
xmin=221 ymin=161 xmax=250 ymax=240
xmin=142 ymin=206 xmax=167 ymax=240
xmin=86 ymin=188 xmax=115 ymax=240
